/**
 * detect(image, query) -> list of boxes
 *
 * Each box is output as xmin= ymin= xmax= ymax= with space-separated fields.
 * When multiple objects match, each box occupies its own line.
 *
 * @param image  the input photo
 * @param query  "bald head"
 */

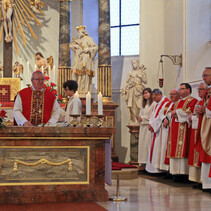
xmin=170 ymin=89 xmax=180 ymax=102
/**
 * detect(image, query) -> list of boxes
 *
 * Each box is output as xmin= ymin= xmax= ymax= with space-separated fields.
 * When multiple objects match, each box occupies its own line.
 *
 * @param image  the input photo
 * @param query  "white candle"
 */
xmin=27 ymin=61 xmax=30 ymax=84
xmin=86 ymin=92 xmax=91 ymax=115
xmin=41 ymin=66 xmax=44 ymax=74
xmin=73 ymin=91 xmax=79 ymax=115
xmin=98 ymin=92 xmax=103 ymax=115
xmin=35 ymin=65 xmax=37 ymax=71
xmin=53 ymin=65 xmax=56 ymax=83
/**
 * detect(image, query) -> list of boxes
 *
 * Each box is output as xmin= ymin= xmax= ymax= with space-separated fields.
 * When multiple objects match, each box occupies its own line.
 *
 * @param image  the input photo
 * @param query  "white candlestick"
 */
xmin=86 ymin=92 xmax=91 ymax=115
xmin=98 ymin=92 xmax=103 ymax=115
xmin=27 ymin=61 xmax=30 ymax=84
xmin=73 ymin=91 xmax=79 ymax=115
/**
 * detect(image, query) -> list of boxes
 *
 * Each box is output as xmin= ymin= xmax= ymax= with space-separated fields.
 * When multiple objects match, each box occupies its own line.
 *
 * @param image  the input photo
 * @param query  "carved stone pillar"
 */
xmin=98 ymin=0 xmax=112 ymax=102
xmin=98 ymin=0 xmax=118 ymax=158
xmin=58 ymin=0 xmax=72 ymax=97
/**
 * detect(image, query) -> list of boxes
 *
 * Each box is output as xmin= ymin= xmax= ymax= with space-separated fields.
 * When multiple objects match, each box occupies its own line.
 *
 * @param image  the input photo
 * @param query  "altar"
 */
xmin=0 ymin=126 xmax=115 ymax=204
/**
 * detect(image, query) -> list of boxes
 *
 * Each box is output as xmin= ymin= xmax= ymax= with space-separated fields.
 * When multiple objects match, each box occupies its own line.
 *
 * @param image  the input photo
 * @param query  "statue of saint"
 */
xmin=13 ymin=61 xmax=23 ymax=80
xmin=1 ymin=0 xmax=14 ymax=43
xmin=69 ymin=25 xmax=98 ymax=94
xmin=35 ymin=52 xmax=53 ymax=77
xmin=122 ymin=59 xmax=147 ymax=125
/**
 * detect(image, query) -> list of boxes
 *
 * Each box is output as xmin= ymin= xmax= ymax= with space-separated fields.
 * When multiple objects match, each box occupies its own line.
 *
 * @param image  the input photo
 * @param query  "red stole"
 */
xmin=19 ymin=87 xmax=56 ymax=125
xmin=188 ymin=100 xmax=203 ymax=168
xmin=150 ymin=97 xmax=169 ymax=162
xmin=169 ymin=96 xmax=197 ymax=158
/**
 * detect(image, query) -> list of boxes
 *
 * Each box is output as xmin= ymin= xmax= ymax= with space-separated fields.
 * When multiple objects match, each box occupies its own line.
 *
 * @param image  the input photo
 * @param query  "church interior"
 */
xmin=0 ymin=0 xmax=211 ymax=210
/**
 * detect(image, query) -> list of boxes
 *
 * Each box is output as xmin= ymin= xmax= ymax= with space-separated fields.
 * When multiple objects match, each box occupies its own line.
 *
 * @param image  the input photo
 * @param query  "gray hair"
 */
xmin=152 ymin=89 xmax=162 ymax=95
xmin=31 ymin=71 xmax=45 ymax=80
xmin=199 ymin=82 xmax=208 ymax=89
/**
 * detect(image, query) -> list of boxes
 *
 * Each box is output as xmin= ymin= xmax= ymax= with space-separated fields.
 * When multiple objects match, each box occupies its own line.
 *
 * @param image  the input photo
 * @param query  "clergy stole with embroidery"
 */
xmin=19 ymin=87 xmax=56 ymax=125
xmin=168 ymin=96 xmax=197 ymax=159
xmin=188 ymin=100 xmax=203 ymax=168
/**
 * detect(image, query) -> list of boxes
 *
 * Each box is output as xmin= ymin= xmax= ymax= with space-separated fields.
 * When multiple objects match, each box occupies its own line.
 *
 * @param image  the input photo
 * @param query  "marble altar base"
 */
xmin=0 ymin=127 xmax=114 ymax=204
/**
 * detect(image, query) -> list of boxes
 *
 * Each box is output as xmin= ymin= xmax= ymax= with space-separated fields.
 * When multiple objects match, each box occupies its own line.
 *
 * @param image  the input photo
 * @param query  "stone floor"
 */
xmin=98 ymin=173 xmax=211 ymax=211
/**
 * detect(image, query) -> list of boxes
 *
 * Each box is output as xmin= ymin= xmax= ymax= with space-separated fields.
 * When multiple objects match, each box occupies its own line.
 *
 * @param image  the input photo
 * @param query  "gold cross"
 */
xmin=0 ymin=88 xmax=8 ymax=96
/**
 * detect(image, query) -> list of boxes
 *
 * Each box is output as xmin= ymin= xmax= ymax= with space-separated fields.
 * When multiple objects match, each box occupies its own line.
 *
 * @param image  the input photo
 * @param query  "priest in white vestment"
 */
xmin=146 ymin=89 xmax=169 ymax=173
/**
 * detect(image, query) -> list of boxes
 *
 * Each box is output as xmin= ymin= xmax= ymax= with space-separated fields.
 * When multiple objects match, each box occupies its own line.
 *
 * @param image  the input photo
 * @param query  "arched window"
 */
xmin=110 ymin=0 xmax=140 ymax=56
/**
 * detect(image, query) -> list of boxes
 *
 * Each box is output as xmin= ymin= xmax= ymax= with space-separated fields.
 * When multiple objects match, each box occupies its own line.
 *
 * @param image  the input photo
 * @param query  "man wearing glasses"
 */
xmin=13 ymin=71 xmax=60 ymax=126
xmin=167 ymin=83 xmax=197 ymax=182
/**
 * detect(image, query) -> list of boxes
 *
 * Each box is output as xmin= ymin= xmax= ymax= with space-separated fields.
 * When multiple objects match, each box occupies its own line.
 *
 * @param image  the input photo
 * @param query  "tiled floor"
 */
xmin=98 ymin=174 xmax=211 ymax=211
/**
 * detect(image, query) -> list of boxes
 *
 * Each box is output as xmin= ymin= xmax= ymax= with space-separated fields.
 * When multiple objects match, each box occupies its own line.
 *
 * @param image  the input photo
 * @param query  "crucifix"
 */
xmin=0 ymin=0 xmax=46 ymax=77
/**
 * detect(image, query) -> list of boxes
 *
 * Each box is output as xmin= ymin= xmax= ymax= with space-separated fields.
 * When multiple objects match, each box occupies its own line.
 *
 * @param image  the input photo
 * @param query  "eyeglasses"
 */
xmin=32 ymin=79 xmax=44 ymax=82
xmin=179 ymin=88 xmax=187 ymax=91
xmin=202 ymin=74 xmax=211 ymax=78
xmin=197 ymin=88 xmax=206 ymax=91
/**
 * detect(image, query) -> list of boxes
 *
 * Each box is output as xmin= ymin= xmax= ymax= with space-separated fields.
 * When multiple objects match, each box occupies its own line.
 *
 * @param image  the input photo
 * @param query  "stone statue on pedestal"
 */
xmin=122 ymin=59 xmax=147 ymax=125
xmin=69 ymin=25 xmax=98 ymax=94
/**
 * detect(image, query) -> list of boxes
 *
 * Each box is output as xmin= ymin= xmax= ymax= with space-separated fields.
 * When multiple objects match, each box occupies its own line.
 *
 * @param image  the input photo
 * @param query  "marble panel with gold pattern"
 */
xmin=0 ymin=146 xmax=89 ymax=185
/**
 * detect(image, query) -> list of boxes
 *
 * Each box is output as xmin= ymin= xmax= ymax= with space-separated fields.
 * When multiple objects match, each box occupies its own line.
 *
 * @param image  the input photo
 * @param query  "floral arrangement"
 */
xmin=0 ymin=109 xmax=6 ymax=128
xmin=44 ymin=76 xmax=63 ymax=103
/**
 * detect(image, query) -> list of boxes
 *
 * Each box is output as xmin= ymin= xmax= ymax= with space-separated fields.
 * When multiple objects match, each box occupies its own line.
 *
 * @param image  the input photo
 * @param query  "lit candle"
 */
xmin=98 ymin=92 xmax=103 ymax=115
xmin=73 ymin=91 xmax=79 ymax=115
xmin=27 ymin=61 xmax=30 ymax=84
xmin=86 ymin=92 xmax=91 ymax=115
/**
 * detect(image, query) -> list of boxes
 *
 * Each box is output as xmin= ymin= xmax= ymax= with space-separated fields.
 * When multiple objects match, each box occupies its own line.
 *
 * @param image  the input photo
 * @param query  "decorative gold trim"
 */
xmin=0 ymin=181 xmax=89 ymax=186
xmin=0 ymin=146 xmax=90 ymax=186
xmin=0 ymin=137 xmax=110 ymax=140
xmin=13 ymin=158 xmax=72 ymax=172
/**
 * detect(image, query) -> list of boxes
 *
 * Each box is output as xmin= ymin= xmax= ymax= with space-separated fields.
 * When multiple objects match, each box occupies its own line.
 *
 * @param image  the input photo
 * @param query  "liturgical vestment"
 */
xmin=199 ymin=87 xmax=211 ymax=188
xmin=146 ymin=96 xmax=169 ymax=173
xmin=168 ymin=95 xmax=197 ymax=175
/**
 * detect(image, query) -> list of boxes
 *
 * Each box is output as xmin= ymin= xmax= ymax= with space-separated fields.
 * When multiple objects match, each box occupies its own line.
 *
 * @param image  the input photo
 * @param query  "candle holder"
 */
xmin=95 ymin=114 xmax=106 ymax=127
xmin=84 ymin=114 xmax=94 ymax=127
xmin=69 ymin=114 xmax=81 ymax=127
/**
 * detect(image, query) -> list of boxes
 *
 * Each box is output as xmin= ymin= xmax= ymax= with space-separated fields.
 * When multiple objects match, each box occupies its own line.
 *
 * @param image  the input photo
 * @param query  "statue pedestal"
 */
xmin=127 ymin=125 xmax=140 ymax=165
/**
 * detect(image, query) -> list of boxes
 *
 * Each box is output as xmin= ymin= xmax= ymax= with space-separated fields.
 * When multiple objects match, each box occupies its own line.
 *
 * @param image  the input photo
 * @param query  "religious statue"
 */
xmin=30 ymin=0 xmax=46 ymax=10
xmin=13 ymin=61 xmax=23 ymax=80
xmin=1 ymin=0 xmax=14 ymax=43
xmin=35 ymin=52 xmax=53 ymax=77
xmin=69 ymin=25 xmax=98 ymax=94
xmin=121 ymin=59 xmax=147 ymax=125
xmin=0 ymin=0 xmax=45 ymax=54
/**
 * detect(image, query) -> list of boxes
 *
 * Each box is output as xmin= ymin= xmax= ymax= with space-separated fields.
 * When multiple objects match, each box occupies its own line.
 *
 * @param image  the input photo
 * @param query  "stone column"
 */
xmin=58 ymin=0 xmax=72 ymax=97
xmin=98 ymin=0 xmax=112 ymax=102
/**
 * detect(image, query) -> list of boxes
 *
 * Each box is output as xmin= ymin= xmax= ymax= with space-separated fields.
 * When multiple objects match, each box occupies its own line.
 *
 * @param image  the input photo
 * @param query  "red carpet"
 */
xmin=0 ymin=202 xmax=107 ymax=211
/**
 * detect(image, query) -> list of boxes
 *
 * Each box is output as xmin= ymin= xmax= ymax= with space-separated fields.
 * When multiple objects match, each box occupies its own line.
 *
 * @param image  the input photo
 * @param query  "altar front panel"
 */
xmin=0 ymin=127 xmax=115 ymax=204
xmin=0 ymin=146 xmax=89 ymax=185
